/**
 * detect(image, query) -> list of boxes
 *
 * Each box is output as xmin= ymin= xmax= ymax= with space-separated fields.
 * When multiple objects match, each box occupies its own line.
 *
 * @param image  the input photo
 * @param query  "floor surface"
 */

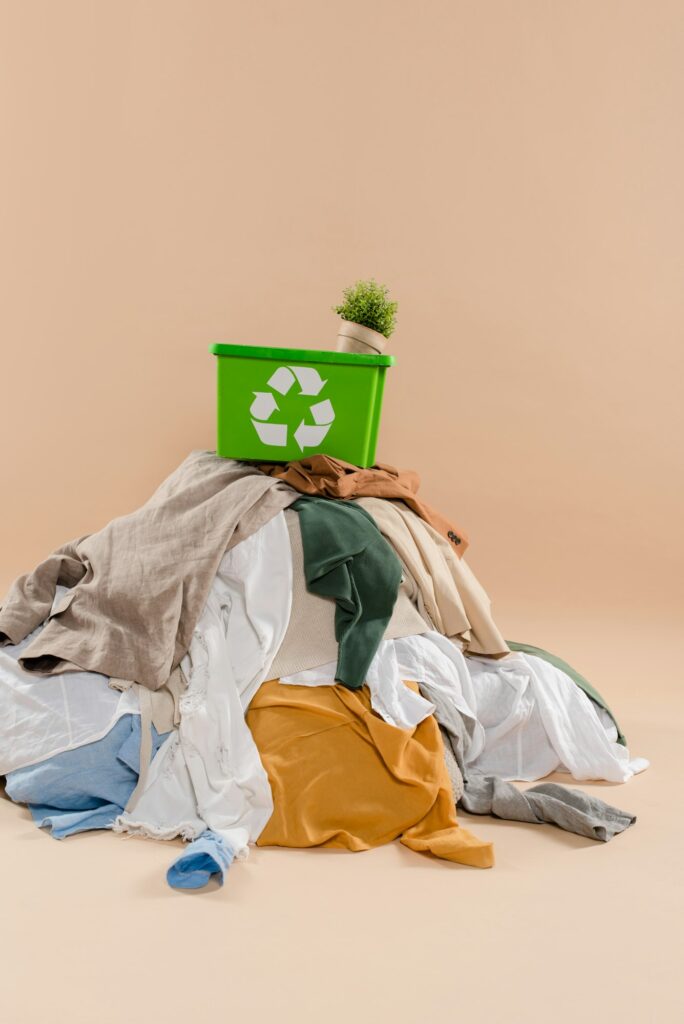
xmin=1 ymin=611 xmax=682 ymax=1024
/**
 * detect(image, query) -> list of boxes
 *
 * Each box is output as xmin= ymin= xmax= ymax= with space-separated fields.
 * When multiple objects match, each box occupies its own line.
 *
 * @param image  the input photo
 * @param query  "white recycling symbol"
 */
xmin=250 ymin=365 xmax=336 ymax=450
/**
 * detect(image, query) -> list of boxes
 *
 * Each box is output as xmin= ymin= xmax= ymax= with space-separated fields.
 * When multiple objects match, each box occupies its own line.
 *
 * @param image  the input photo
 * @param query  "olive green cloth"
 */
xmin=292 ymin=496 xmax=402 ymax=689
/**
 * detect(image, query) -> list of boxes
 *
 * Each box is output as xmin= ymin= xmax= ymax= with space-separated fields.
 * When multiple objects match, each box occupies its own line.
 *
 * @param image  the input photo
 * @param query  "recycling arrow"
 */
xmin=251 ymin=364 xmax=336 ymax=451
xmin=291 ymin=366 xmax=326 ymax=396
xmin=268 ymin=366 xmax=296 ymax=395
xmin=294 ymin=422 xmax=332 ymax=449
xmin=253 ymin=421 xmax=288 ymax=446
xmin=250 ymin=391 xmax=279 ymax=420
xmin=309 ymin=398 xmax=334 ymax=425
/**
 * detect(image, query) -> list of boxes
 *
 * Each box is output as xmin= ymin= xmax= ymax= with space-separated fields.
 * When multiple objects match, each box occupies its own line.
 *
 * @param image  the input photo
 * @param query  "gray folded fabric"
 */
xmin=439 ymin=726 xmax=465 ymax=803
xmin=422 ymin=683 xmax=635 ymax=843
xmin=460 ymin=777 xmax=636 ymax=842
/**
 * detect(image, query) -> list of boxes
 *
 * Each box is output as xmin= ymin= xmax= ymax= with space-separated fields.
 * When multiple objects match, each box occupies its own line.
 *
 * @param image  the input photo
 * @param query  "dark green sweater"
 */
xmin=292 ymin=496 xmax=402 ymax=688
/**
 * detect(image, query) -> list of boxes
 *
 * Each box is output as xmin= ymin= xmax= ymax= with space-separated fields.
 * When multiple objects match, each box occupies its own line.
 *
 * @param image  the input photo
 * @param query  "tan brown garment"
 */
xmin=256 ymin=455 xmax=469 ymax=557
xmin=248 ymin=678 xmax=493 ymax=868
xmin=0 ymin=452 xmax=298 ymax=690
xmin=355 ymin=496 xmax=509 ymax=657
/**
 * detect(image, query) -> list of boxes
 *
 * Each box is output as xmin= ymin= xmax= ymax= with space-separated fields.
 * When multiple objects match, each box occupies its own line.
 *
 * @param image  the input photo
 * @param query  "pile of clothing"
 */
xmin=0 ymin=452 xmax=647 ymax=890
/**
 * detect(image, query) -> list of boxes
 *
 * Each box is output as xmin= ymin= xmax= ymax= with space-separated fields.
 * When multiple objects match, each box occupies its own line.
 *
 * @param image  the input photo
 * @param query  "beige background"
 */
xmin=1 ymin=2 xmax=682 ymax=1022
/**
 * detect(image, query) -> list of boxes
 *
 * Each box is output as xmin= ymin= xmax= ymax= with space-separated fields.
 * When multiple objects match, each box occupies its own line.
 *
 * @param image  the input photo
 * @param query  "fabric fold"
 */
xmin=356 ymin=495 xmax=509 ymax=656
xmin=0 ymin=452 xmax=298 ymax=690
xmin=5 ymin=714 xmax=169 ymax=839
xmin=247 ymin=677 xmax=494 ymax=868
xmin=507 ymin=641 xmax=625 ymax=745
xmin=460 ymin=776 xmax=635 ymax=842
xmin=257 ymin=454 xmax=469 ymax=556
xmin=427 ymin=665 xmax=637 ymax=843
xmin=166 ymin=831 xmax=235 ymax=890
xmin=114 ymin=511 xmax=293 ymax=855
xmin=269 ymin=508 xmax=429 ymax=678
xmin=292 ymin=496 xmax=402 ymax=688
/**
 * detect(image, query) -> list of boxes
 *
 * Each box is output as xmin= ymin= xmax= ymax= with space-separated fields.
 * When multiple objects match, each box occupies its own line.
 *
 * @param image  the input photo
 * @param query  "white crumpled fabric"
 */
xmin=0 ymin=593 xmax=139 ymax=775
xmin=114 ymin=511 xmax=293 ymax=857
xmin=282 ymin=631 xmax=648 ymax=783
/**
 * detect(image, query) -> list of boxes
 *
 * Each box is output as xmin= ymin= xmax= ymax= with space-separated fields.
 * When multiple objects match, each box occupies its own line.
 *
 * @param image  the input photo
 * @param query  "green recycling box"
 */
xmin=210 ymin=343 xmax=394 ymax=467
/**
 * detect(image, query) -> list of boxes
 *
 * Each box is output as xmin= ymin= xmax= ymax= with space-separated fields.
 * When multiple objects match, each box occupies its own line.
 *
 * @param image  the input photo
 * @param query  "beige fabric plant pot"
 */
xmin=336 ymin=320 xmax=388 ymax=355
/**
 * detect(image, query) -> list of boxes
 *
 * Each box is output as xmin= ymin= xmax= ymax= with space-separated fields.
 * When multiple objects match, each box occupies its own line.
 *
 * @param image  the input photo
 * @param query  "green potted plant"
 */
xmin=333 ymin=279 xmax=398 ymax=355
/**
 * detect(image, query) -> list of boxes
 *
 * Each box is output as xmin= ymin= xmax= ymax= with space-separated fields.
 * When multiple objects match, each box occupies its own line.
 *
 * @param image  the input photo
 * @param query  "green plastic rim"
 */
xmin=209 ymin=342 xmax=394 ymax=367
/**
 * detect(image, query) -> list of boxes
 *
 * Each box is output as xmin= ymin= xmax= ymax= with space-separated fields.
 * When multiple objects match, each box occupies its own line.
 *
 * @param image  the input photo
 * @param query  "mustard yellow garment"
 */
xmin=247 ymin=679 xmax=494 ymax=868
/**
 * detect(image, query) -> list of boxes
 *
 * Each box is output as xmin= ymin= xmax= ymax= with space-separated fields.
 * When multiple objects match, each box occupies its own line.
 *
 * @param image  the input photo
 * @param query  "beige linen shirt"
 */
xmin=0 ymin=451 xmax=298 ymax=690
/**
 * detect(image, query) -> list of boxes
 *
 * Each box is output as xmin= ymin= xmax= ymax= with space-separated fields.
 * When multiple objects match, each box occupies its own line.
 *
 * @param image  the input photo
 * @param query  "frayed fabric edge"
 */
xmin=112 ymin=818 xmax=202 ymax=842
xmin=112 ymin=817 xmax=251 ymax=861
